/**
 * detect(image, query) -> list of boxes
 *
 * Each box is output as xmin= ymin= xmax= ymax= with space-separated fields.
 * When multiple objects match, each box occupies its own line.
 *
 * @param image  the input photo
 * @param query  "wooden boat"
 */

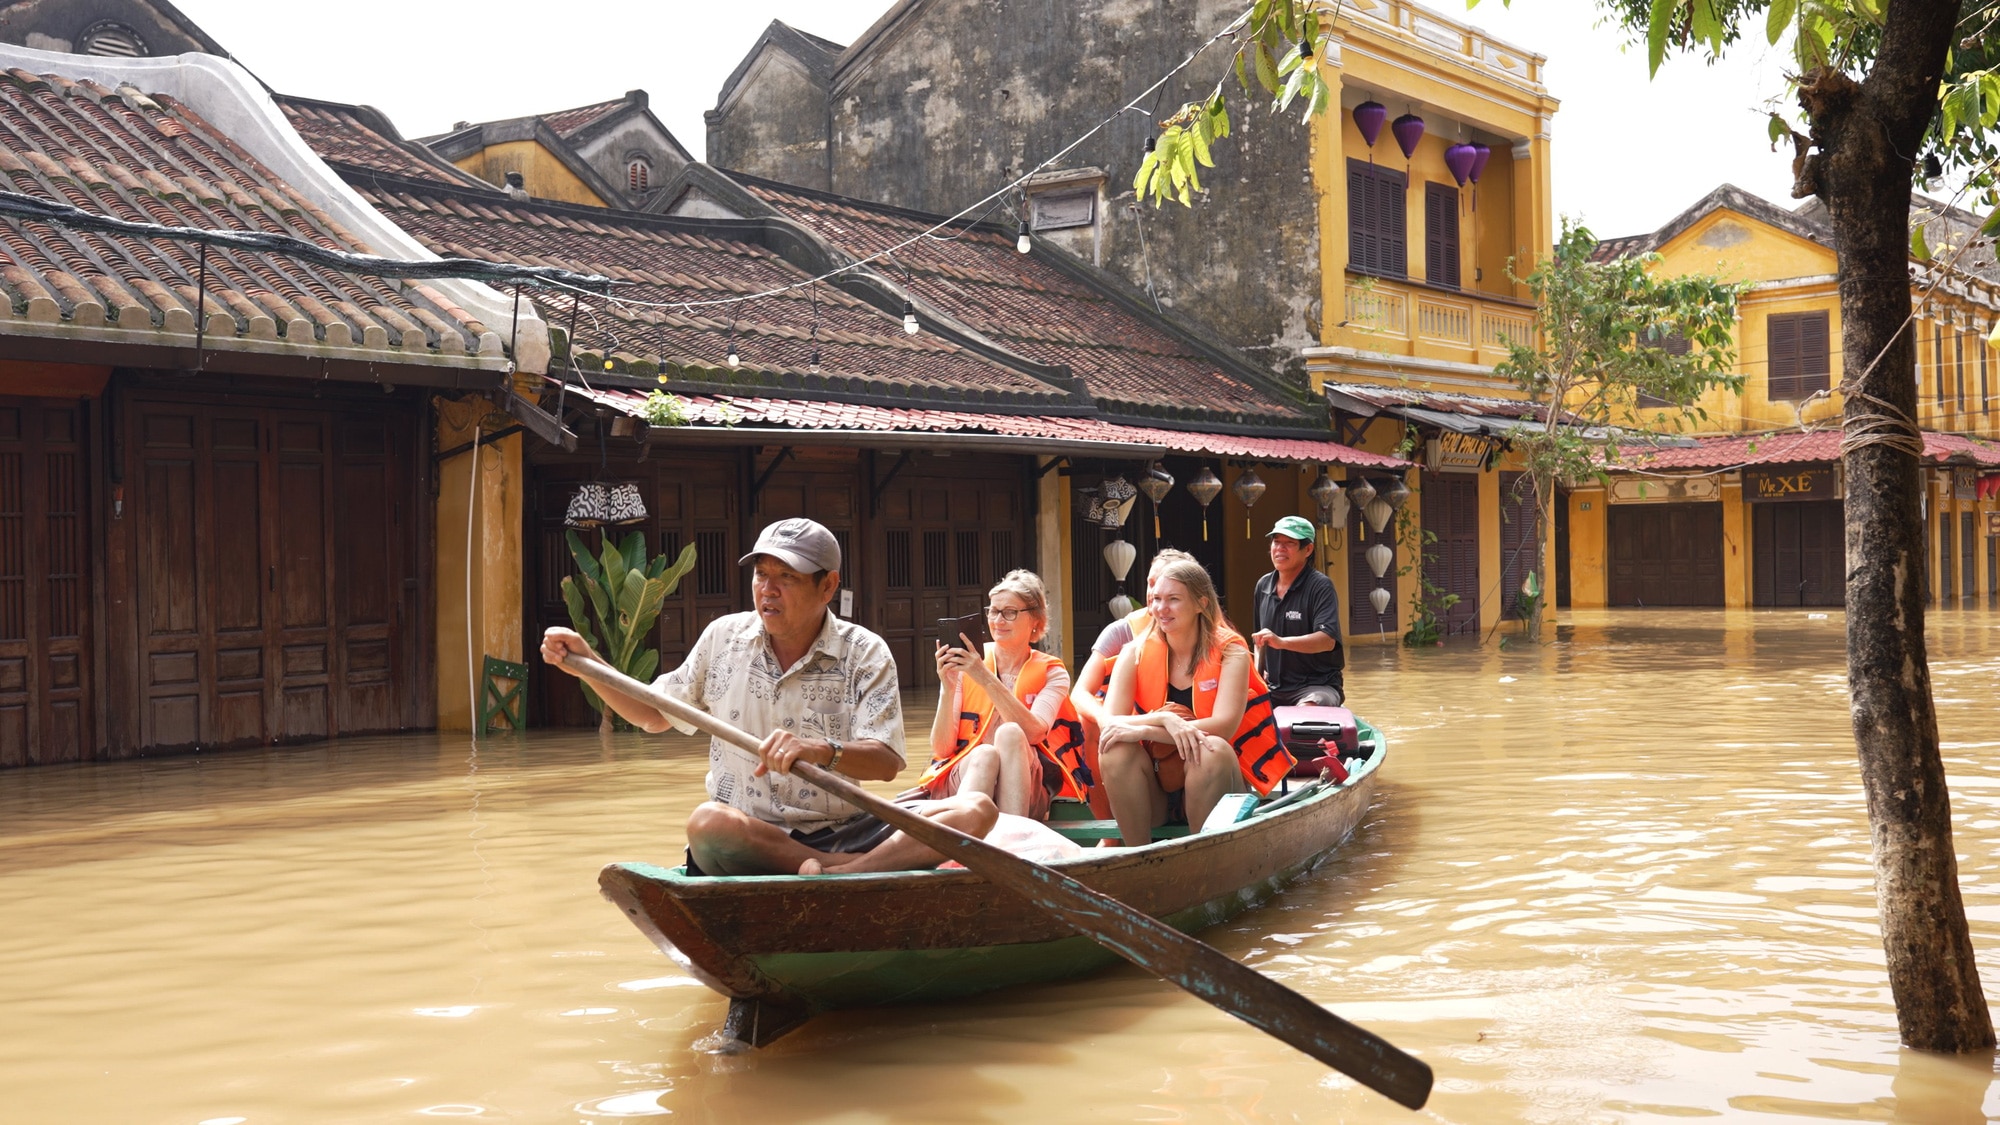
xmin=598 ymin=717 xmax=1388 ymax=1045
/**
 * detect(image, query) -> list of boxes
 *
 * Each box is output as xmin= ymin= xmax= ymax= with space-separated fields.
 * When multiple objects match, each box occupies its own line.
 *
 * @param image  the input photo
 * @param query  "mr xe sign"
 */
xmin=1743 ymin=466 xmax=1839 ymax=502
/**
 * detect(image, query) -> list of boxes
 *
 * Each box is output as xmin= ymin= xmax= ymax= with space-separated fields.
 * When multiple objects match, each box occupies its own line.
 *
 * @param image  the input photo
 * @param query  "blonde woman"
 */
xmin=1098 ymin=557 xmax=1292 ymax=846
xmin=916 ymin=570 xmax=1091 ymax=819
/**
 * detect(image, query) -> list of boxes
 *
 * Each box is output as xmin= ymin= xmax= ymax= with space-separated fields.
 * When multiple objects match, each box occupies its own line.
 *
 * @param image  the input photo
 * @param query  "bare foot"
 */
xmin=797 ymin=857 xmax=825 ymax=875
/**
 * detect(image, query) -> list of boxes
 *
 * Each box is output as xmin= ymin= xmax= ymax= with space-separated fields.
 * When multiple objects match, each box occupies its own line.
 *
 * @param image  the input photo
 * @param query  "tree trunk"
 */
xmin=1802 ymin=0 xmax=1995 ymax=1051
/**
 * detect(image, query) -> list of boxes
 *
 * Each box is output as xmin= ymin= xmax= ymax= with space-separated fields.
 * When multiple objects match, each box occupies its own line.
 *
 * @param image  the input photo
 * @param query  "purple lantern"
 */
xmin=1443 ymin=143 xmax=1477 ymax=187
xmin=1390 ymin=113 xmax=1425 ymax=160
xmin=1468 ymin=142 xmax=1492 ymax=183
xmin=1353 ymin=101 xmax=1387 ymax=149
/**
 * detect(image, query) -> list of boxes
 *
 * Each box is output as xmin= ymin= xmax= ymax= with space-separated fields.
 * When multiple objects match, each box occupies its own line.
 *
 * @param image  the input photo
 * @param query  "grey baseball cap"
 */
xmin=739 ymin=517 xmax=842 ymax=574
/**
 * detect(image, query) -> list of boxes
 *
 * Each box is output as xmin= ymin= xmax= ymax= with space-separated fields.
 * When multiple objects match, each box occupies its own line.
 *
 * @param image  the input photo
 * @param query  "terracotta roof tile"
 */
xmin=0 ymin=67 xmax=492 ymax=359
xmin=744 ymin=182 xmax=1319 ymax=426
xmin=1607 ymin=429 xmax=2000 ymax=470
xmin=274 ymin=95 xmax=488 ymax=188
xmin=569 ymin=386 xmax=1409 ymax=468
xmin=541 ymin=97 xmax=628 ymax=138
xmin=358 ymin=183 xmax=1066 ymax=401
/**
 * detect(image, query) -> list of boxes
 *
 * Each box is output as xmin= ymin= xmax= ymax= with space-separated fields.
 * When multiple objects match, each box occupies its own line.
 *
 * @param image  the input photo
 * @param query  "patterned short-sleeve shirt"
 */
xmin=654 ymin=609 xmax=905 ymax=833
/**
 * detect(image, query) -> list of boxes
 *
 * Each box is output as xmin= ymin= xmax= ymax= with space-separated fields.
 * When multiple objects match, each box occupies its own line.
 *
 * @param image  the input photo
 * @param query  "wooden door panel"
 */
xmin=1611 ymin=503 xmax=1724 ymax=606
xmin=277 ymin=459 xmax=329 ymax=629
xmin=0 ymin=401 xmax=91 ymax=764
xmin=209 ymin=457 xmax=264 ymax=632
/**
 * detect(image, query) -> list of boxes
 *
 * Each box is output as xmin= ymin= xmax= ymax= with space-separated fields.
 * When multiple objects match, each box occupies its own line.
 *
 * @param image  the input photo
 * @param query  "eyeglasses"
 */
xmin=985 ymin=606 xmax=1034 ymax=622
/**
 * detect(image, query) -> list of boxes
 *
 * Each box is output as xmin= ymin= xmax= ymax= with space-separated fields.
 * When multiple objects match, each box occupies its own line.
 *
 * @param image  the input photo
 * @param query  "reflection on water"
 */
xmin=4 ymin=608 xmax=2000 ymax=1122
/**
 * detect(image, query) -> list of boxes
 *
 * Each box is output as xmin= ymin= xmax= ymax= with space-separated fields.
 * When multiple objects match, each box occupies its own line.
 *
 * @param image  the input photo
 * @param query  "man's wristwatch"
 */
xmin=825 ymin=739 xmax=844 ymax=772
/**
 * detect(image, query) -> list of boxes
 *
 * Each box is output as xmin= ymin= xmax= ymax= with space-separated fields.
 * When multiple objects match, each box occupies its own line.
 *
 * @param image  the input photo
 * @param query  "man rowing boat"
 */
xmin=540 ymin=517 xmax=996 ymax=875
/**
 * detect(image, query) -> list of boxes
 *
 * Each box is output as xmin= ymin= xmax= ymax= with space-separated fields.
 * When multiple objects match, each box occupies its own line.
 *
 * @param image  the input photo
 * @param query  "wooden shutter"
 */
xmin=1768 ymin=314 xmax=1801 ymax=400
xmin=1424 ymin=183 xmax=1460 ymax=290
xmin=1935 ymin=324 xmax=1947 ymax=406
xmin=1347 ymin=159 xmax=1406 ymax=279
xmin=1800 ymin=311 xmax=1830 ymax=395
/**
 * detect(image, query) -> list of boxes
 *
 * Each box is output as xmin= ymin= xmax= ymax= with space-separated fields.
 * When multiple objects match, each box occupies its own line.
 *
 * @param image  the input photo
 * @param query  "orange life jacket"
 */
xmin=918 ymin=646 xmax=1091 ymax=802
xmin=1130 ymin=625 xmax=1291 ymax=796
xmin=1090 ymin=607 xmax=1156 ymax=703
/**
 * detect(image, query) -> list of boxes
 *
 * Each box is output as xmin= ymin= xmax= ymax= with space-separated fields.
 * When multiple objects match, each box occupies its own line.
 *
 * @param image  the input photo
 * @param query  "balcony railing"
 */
xmin=1331 ymin=0 xmax=1545 ymax=86
xmin=1342 ymin=277 xmax=1536 ymax=363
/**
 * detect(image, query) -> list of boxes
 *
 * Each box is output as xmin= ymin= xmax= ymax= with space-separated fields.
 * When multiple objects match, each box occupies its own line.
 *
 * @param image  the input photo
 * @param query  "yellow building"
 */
xmin=1573 ymin=185 xmax=2000 ymax=609
xmin=1299 ymin=0 xmax=1561 ymax=643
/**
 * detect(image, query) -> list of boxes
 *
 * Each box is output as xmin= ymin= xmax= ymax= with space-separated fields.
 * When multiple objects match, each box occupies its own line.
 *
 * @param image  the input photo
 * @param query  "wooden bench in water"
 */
xmin=596 ymin=717 xmax=1389 ymax=1046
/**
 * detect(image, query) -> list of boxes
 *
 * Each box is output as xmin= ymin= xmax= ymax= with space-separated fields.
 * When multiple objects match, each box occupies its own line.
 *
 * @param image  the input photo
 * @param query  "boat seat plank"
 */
xmin=1049 ymin=821 xmax=1194 ymax=841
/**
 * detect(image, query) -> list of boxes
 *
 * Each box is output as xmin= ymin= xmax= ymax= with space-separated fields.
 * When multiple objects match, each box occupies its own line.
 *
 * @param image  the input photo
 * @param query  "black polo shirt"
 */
xmin=1252 ymin=564 xmax=1344 ymax=698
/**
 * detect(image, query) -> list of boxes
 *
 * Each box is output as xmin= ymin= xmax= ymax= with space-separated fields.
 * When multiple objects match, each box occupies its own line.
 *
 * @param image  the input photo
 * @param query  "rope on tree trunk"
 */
xmin=1839 ymin=390 xmax=1928 ymax=459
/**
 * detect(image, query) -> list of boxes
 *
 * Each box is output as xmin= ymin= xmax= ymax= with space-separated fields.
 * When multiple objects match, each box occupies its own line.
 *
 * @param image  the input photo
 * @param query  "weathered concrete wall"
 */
xmin=713 ymin=0 xmax=1318 ymax=380
xmin=708 ymin=43 xmax=831 ymax=191
xmin=576 ymin=120 xmax=691 ymax=205
xmin=0 ymin=0 xmax=210 ymax=55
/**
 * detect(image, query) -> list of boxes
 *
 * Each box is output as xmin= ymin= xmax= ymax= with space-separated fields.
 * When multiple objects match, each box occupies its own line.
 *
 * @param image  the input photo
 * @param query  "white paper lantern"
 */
xmin=1108 ymin=594 xmax=1137 ymax=617
xmin=1364 ymin=496 xmax=1394 ymax=534
xmin=1103 ymin=538 xmax=1137 ymax=582
xmin=1366 ymin=542 xmax=1394 ymax=579
xmin=1369 ymin=586 xmax=1392 ymax=616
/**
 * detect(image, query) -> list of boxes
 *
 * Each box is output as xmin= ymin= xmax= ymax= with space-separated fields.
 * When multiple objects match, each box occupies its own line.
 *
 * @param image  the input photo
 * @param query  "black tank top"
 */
xmin=1167 ymin=683 xmax=1193 ymax=709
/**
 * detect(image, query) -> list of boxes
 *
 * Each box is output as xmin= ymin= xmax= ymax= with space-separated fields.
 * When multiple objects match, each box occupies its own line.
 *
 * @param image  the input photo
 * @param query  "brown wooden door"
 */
xmin=1939 ymin=513 xmax=1956 ymax=603
xmin=1498 ymin=472 xmax=1538 ymax=619
xmin=1421 ymin=471 xmax=1480 ymax=635
xmin=132 ymin=400 xmax=409 ymax=751
xmin=0 ymin=399 xmax=90 ymax=765
xmin=878 ymin=458 xmax=1026 ymax=690
xmin=1962 ymin=512 xmax=1978 ymax=600
xmin=1608 ymin=502 xmax=1725 ymax=606
xmin=1752 ymin=500 xmax=1843 ymax=607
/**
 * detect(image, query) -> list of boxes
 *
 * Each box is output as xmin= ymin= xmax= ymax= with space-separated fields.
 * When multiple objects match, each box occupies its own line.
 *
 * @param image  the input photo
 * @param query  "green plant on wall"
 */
xmin=560 ymin=529 xmax=697 ymax=732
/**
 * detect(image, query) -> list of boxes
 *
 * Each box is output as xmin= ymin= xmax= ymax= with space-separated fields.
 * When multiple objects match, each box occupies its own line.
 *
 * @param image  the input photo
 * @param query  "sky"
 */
xmin=170 ymin=0 xmax=1803 ymax=239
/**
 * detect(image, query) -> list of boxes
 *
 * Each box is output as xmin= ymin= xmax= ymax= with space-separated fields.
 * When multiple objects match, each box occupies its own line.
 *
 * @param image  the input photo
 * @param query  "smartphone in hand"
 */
xmin=936 ymin=611 xmax=989 ymax=651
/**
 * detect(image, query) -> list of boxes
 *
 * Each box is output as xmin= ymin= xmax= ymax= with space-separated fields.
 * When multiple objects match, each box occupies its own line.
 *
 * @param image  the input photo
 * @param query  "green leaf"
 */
xmin=1647 ymin=0 xmax=1682 ymax=76
xmin=1278 ymin=61 xmax=1307 ymax=111
xmin=1688 ymin=0 xmax=1721 ymax=51
xmin=1765 ymin=0 xmax=1794 ymax=45
xmin=1254 ymin=39 xmax=1279 ymax=95
xmin=661 ymin=541 xmax=699 ymax=595
xmin=560 ymin=577 xmax=598 ymax=650
xmin=631 ymin=647 xmax=660 ymax=685
xmin=621 ymin=530 xmax=648 ymax=577
xmin=1767 ymin=113 xmax=1790 ymax=147
xmin=565 ymin=529 xmax=601 ymax=587
xmin=599 ymin=539 xmax=626 ymax=603
xmin=1912 ymin=223 xmax=1933 ymax=262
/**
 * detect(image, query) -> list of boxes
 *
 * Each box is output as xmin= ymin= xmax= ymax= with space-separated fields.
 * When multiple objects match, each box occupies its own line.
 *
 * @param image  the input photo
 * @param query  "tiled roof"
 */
xmin=0 ymin=66 xmax=498 ymax=360
xmin=1324 ymin=382 xmax=1568 ymax=423
xmin=569 ymin=386 xmax=1411 ymax=468
xmin=1607 ymin=428 xmax=2000 ymax=470
xmin=275 ymin=95 xmax=486 ymax=188
xmin=354 ymin=181 xmax=1071 ymax=404
xmin=742 ymin=180 xmax=1322 ymax=427
xmin=541 ymin=97 xmax=627 ymax=139
xmin=1593 ymin=184 xmax=1829 ymax=263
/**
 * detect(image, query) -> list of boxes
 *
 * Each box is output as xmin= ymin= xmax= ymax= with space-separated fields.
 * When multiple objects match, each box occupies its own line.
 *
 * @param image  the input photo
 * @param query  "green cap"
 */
xmin=1267 ymin=515 xmax=1316 ymax=544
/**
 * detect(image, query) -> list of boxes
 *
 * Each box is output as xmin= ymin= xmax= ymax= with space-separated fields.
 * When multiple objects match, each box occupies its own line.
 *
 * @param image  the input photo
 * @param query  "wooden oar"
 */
xmin=560 ymin=652 xmax=1432 ymax=1110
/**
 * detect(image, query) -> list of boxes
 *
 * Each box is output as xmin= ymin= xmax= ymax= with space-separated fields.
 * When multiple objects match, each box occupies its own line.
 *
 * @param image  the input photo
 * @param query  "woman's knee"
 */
xmin=992 ymin=722 xmax=1027 ymax=753
xmin=939 ymin=792 xmax=999 ymax=835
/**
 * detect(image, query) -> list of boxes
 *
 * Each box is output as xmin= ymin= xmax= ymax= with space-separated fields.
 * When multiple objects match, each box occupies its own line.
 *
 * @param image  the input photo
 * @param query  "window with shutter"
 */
xmin=1424 ymin=183 xmax=1460 ymax=290
xmin=1958 ymin=332 xmax=1969 ymax=410
xmin=1935 ymin=324 xmax=1947 ymax=407
xmin=1346 ymin=159 xmax=1406 ymax=279
xmin=1767 ymin=311 xmax=1829 ymax=400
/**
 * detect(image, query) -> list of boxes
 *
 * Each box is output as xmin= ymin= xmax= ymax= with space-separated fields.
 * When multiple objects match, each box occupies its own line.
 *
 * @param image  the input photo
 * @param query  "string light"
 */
xmin=903 ymin=299 xmax=919 ymax=334
xmin=1016 ymin=218 xmax=1032 ymax=254
xmin=725 ymin=320 xmax=739 ymax=368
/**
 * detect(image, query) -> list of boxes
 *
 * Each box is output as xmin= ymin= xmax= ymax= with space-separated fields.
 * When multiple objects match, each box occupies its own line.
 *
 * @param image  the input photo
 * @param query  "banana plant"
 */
xmin=560 ymin=529 xmax=698 ymax=731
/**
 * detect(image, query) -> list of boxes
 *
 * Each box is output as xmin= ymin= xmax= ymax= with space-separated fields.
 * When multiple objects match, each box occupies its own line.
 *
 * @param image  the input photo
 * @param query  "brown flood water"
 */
xmin=6 ymin=607 xmax=2000 ymax=1123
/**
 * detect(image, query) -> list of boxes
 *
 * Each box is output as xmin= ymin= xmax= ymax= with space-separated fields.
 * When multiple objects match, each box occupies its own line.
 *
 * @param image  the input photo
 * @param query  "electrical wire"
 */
xmin=0 ymin=188 xmax=612 ymax=287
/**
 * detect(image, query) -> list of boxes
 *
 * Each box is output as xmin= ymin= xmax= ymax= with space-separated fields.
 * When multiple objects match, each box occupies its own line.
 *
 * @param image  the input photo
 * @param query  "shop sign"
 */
xmin=1954 ymin=466 xmax=1978 ymax=501
xmin=1608 ymin=475 xmax=1721 ymax=504
xmin=1426 ymin=431 xmax=1491 ymax=473
xmin=1743 ymin=466 xmax=1839 ymax=502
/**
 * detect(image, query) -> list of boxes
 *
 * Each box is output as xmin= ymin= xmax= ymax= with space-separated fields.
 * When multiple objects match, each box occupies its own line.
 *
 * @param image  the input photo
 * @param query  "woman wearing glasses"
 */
xmin=914 ymin=570 xmax=1092 ymax=819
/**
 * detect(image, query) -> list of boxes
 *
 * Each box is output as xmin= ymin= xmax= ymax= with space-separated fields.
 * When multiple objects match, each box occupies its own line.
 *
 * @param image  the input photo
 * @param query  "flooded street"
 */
xmin=6 ymin=608 xmax=2000 ymax=1123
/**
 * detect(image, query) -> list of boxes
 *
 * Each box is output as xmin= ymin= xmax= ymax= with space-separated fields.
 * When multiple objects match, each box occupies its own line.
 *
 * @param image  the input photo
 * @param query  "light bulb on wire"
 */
xmin=1016 ymin=219 xmax=1031 ymax=254
xmin=902 ymin=300 xmax=919 ymax=335
xmin=809 ymin=347 xmax=821 ymax=374
xmin=725 ymin=341 xmax=739 ymax=368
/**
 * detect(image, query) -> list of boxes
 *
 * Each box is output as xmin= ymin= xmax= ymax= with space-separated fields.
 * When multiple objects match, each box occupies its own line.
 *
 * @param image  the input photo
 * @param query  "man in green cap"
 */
xmin=1251 ymin=515 xmax=1345 ymax=707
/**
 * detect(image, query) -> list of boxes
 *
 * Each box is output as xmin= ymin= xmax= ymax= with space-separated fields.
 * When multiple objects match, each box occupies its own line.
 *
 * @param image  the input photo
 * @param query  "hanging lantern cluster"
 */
xmin=565 ymin=482 xmax=648 ymax=529
xmin=1186 ymin=465 xmax=1223 ymax=541
xmin=1232 ymin=466 xmax=1266 ymax=539
xmin=1138 ymin=464 xmax=1174 ymax=537
xmin=1104 ymin=536 xmax=1137 ymax=616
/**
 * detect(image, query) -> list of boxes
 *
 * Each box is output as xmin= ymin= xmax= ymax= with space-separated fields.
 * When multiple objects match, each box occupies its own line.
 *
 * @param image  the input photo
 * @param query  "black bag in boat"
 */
xmin=1275 ymin=704 xmax=1359 ymax=778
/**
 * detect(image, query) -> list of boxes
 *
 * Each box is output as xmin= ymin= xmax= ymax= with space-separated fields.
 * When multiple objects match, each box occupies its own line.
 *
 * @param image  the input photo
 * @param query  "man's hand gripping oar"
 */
xmin=559 ymin=650 xmax=1432 ymax=1110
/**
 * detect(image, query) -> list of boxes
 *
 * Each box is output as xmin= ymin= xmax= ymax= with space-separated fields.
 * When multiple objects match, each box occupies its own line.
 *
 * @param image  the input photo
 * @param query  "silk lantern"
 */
xmin=1138 ymin=464 xmax=1174 ymax=537
xmin=1369 ymin=586 xmax=1392 ymax=616
xmin=1186 ymin=466 xmax=1223 ymax=541
xmin=1353 ymin=100 xmax=1387 ymax=161
xmin=1391 ymin=113 xmax=1425 ymax=166
xmin=1232 ymin=467 xmax=1267 ymax=539
xmin=1367 ymin=541 xmax=1394 ymax=579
